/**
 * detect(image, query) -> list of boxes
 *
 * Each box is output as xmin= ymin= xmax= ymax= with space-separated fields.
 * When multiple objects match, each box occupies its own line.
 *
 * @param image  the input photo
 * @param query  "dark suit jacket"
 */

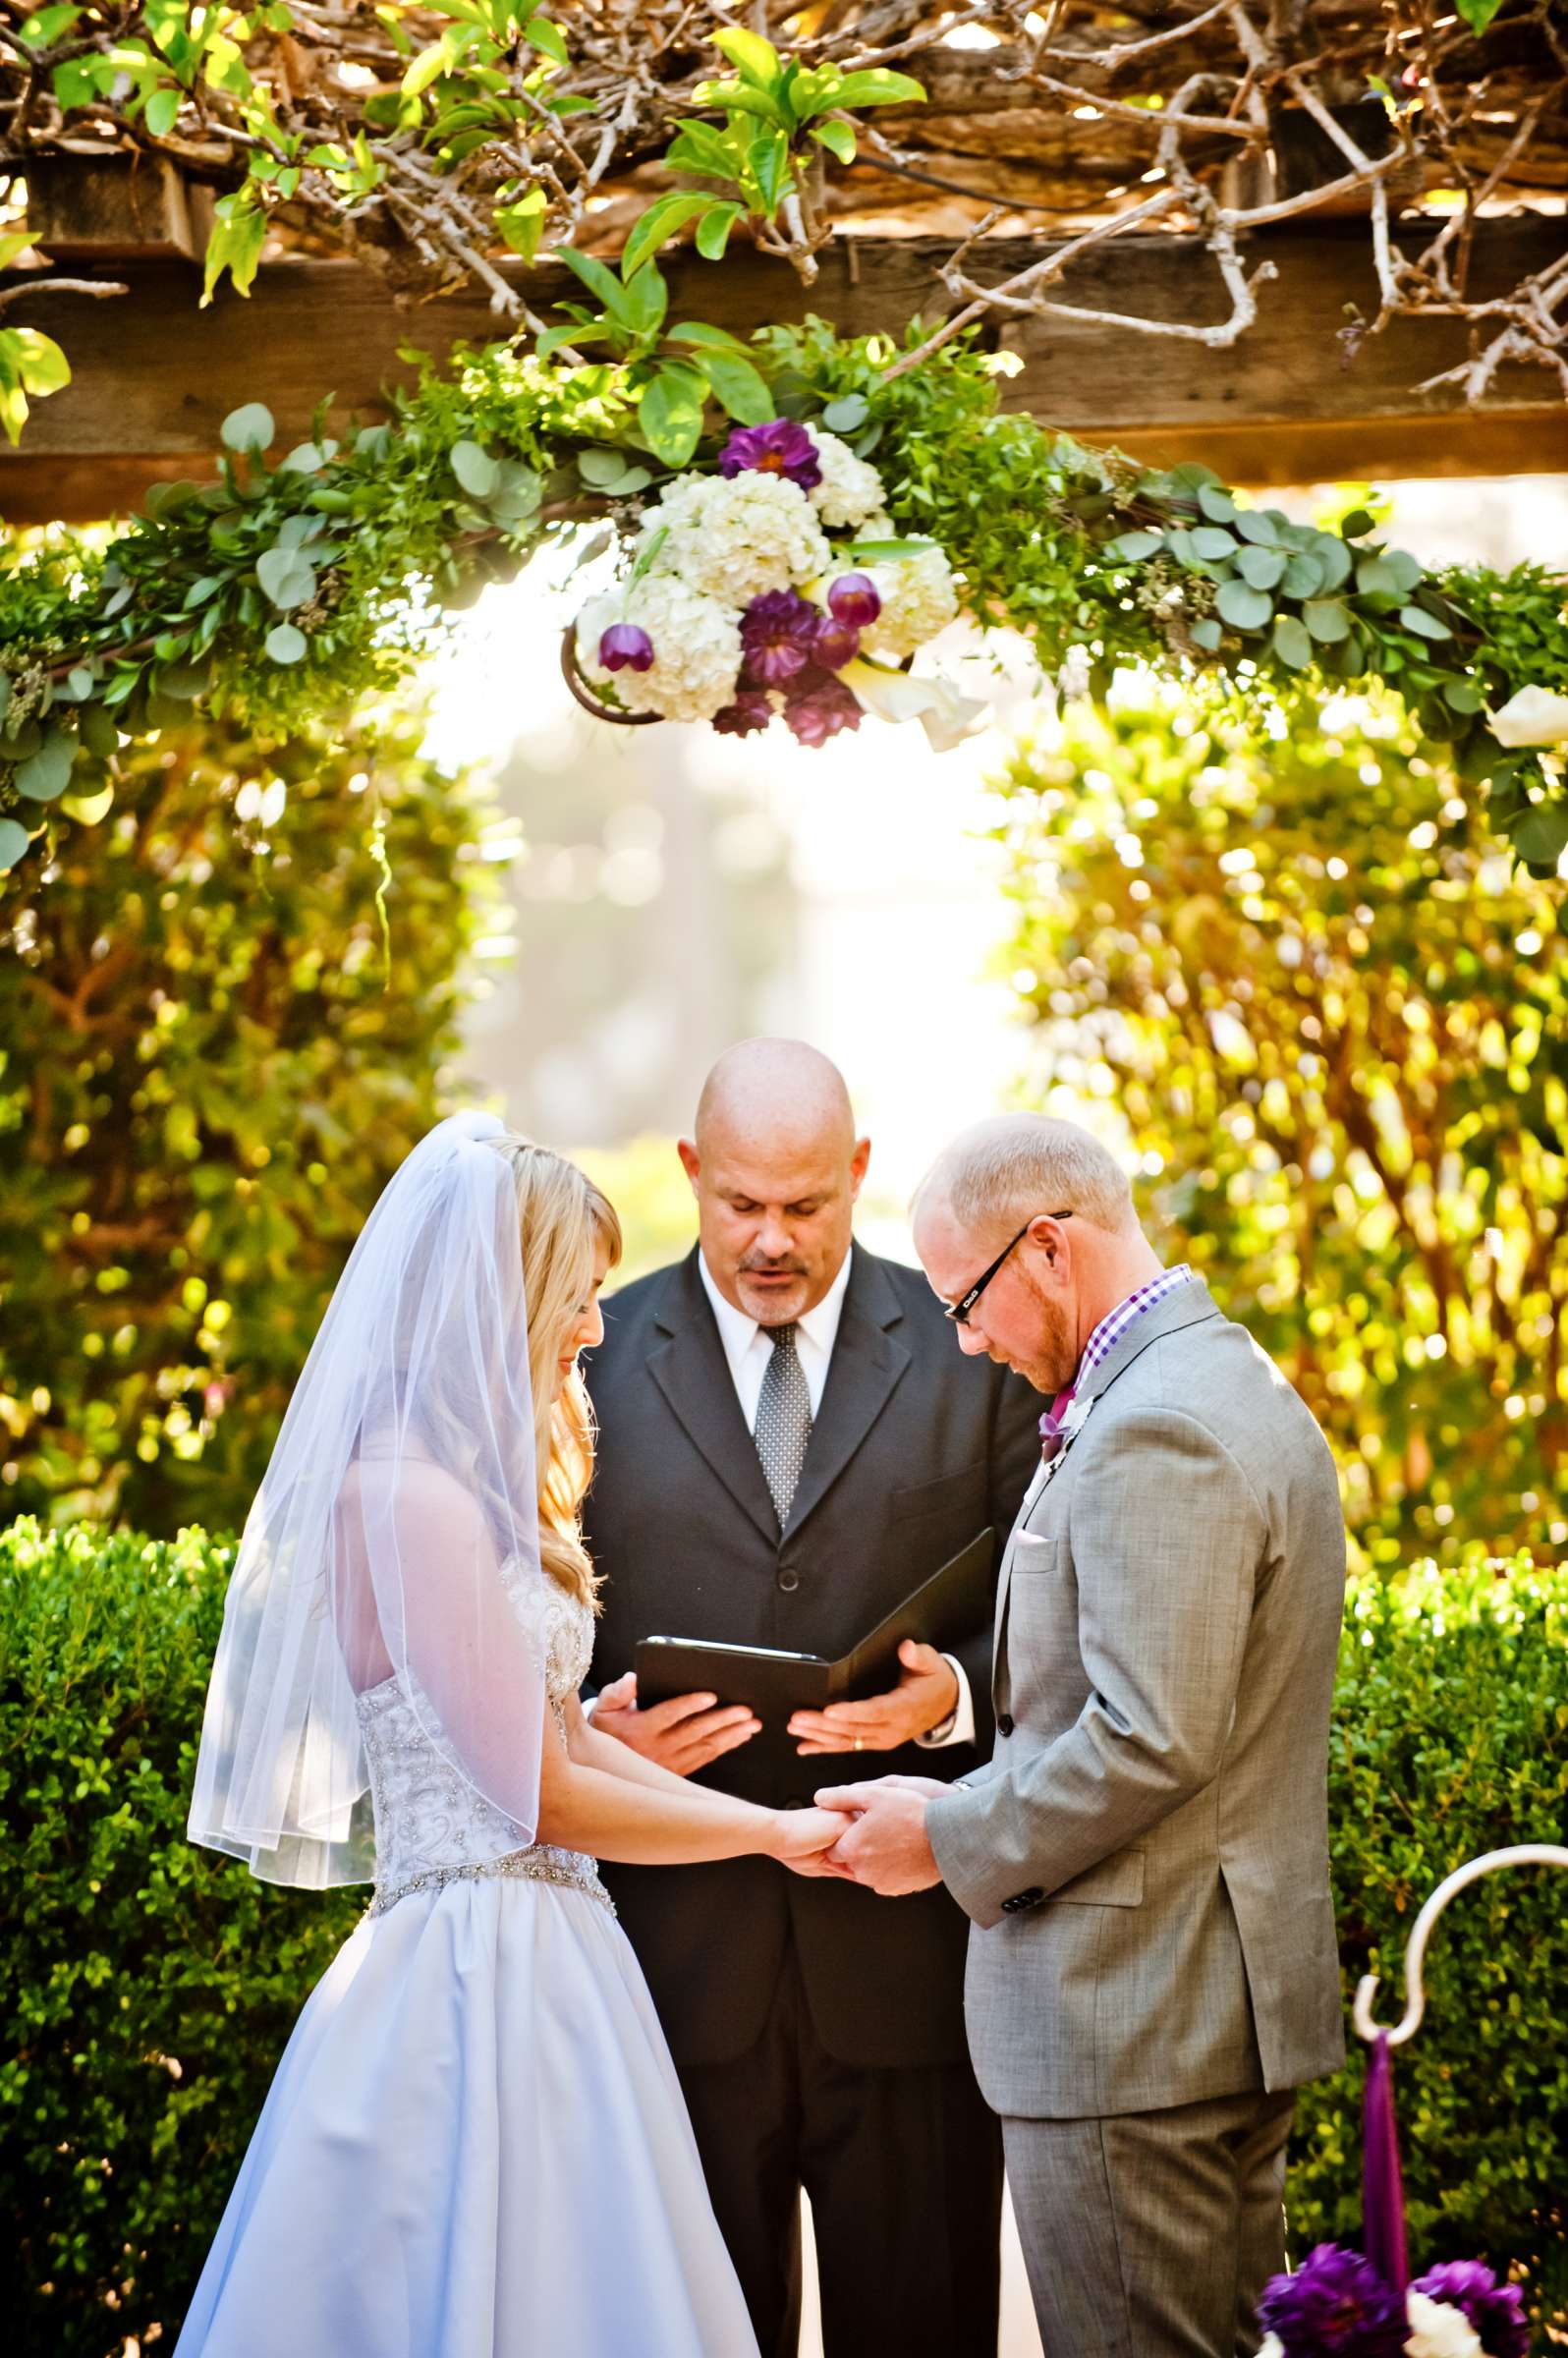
xmin=582 ymin=1242 xmax=1041 ymax=2071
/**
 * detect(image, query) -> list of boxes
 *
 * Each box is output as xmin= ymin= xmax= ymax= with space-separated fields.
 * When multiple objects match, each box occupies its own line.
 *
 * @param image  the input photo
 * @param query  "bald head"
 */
xmin=695 ymin=1039 xmax=855 ymax=1161
xmin=682 ymin=1040 xmax=868 ymax=1325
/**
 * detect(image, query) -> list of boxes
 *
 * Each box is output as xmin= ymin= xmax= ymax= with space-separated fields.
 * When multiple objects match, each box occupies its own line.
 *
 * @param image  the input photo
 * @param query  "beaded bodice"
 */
xmin=356 ymin=1564 xmax=612 ymax=1917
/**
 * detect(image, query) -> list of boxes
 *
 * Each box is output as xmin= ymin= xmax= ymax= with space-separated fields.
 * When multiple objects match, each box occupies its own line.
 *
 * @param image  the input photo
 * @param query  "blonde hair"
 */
xmin=484 ymin=1133 xmax=622 ymax=1608
xmin=917 ymin=1113 xmax=1138 ymax=1244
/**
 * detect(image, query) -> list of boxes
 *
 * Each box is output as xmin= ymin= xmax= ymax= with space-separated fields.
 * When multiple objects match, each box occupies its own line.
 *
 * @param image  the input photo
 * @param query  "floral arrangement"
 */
xmin=1257 ymin=2245 xmax=1531 ymax=2358
xmin=566 ymin=415 xmax=980 ymax=751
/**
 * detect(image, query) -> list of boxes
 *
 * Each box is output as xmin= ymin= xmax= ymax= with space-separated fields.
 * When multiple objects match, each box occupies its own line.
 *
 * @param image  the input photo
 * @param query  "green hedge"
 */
xmin=3 ymin=1521 xmax=1565 ymax=2352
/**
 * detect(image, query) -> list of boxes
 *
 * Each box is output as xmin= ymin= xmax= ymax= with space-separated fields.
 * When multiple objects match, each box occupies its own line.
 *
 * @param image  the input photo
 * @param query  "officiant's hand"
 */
xmin=813 ymin=1775 xmax=946 ymax=1896
xmin=787 ymin=1641 xmax=959 ymax=1757
xmin=593 ymin=1673 xmax=761 ymax=1776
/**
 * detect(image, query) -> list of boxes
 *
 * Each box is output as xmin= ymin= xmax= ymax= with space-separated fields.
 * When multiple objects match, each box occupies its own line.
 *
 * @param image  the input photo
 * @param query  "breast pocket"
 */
xmin=890 ymin=1459 xmax=986 ymax=1524
xmin=1002 ymin=1534 xmax=1081 ymax=1686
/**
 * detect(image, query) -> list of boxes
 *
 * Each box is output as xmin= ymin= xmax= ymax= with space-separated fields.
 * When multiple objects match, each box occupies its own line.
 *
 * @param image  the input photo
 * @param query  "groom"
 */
xmin=818 ymin=1113 xmax=1348 ymax=2358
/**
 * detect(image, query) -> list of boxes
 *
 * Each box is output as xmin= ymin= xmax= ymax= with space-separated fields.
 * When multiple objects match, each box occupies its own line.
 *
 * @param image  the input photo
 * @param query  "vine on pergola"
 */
xmin=1 ymin=3 xmax=1564 ymax=408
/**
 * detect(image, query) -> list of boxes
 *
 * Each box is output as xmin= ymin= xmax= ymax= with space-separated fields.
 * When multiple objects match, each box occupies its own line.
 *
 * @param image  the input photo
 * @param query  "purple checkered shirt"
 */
xmin=1039 ymin=1263 xmax=1196 ymax=1459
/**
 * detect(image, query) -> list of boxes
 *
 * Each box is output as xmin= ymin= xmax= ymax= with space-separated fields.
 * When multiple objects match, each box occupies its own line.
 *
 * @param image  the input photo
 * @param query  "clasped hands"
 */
xmin=783 ymin=1772 xmax=947 ymax=1894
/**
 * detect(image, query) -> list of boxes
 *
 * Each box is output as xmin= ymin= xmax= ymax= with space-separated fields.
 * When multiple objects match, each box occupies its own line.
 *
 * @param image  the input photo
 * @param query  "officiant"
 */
xmin=582 ymin=1039 xmax=1039 ymax=2358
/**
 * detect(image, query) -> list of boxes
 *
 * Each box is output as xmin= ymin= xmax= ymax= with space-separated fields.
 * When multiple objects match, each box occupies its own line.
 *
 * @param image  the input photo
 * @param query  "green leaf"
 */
xmin=823 ymin=70 xmax=926 ymax=110
xmin=144 ymin=84 xmax=181 ymax=137
xmin=0 ymin=816 xmax=31 ymax=870
xmin=577 ymin=447 xmax=637 ymax=487
xmin=554 ymin=245 xmax=626 ymax=316
xmin=524 ymin=15 xmax=569 ymax=67
xmin=1339 ymin=507 xmax=1376 ymax=538
xmin=811 ymin=119 xmax=857 ymax=166
xmin=255 ymin=546 xmax=317 ymax=609
xmin=1197 ymin=485 xmax=1236 ymax=524
xmin=615 ymin=262 xmax=668 ymax=340
xmin=1281 ymin=552 xmax=1325 ymax=599
xmin=402 ymin=41 xmax=451 ymax=97
xmin=15 ymin=726 xmax=78 ymax=802
xmin=712 ymin=27 xmax=784 ymax=94
xmin=201 ymin=190 xmax=267 ymax=305
xmin=637 ymin=366 xmax=706 ymax=467
xmin=821 ymin=394 xmax=870 ymax=433
xmin=1237 ymin=545 xmax=1287 ymax=591
xmin=747 ymin=127 xmax=793 ymax=214
xmin=1215 ymin=580 xmax=1273 ymax=633
xmin=1192 ymin=526 xmax=1237 ymax=561
xmin=495 ymin=185 xmax=548 ymax=261
xmin=695 ymin=201 xmax=745 ymax=261
xmin=1313 ymin=537 xmax=1354 ymax=591
xmin=1303 ymin=597 xmax=1352 ymax=643
xmin=622 ymin=193 xmax=714 ymax=281
xmin=1443 ymin=678 xmax=1484 ymax=714
xmin=1356 ymin=556 xmax=1401 ymax=600
xmin=1453 ymin=0 xmax=1506 ymax=26
xmin=264 ymin=622 xmax=308 ymax=664
xmin=1272 ymin=613 xmax=1314 ymax=670
xmin=451 ymin=440 xmax=498 ymax=498
xmin=1190 ymin=617 xmax=1223 ymax=653
xmin=1512 ymin=802 xmax=1568 ymax=868
xmin=1399 ymin=605 xmax=1452 ymax=641
xmin=1108 ymin=530 xmax=1163 ymax=562
xmin=1232 ymin=510 xmax=1279 ymax=546
xmin=80 ymin=703 xmax=119 ymax=758
xmin=220 ymin=402 xmax=275 ymax=454
xmin=693 ymin=79 xmax=784 ymax=128
xmin=701 ymin=348 xmax=772 ymax=425
xmin=60 ymin=781 xmax=113 ymax=824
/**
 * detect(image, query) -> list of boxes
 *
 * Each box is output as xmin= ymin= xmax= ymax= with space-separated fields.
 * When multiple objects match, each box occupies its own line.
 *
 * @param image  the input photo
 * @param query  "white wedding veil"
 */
xmin=188 ymin=1110 xmax=549 ymax=1887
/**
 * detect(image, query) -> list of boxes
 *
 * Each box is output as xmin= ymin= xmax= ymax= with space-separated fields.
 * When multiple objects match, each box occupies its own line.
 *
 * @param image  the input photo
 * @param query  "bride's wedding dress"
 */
xmin=176 ymin=1566 xmax=757 ymax=2358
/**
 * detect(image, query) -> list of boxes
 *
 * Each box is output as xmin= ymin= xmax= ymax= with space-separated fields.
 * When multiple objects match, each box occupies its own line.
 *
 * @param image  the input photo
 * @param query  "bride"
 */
xmin=176 ymin=1111 xmax=842 ymax=2356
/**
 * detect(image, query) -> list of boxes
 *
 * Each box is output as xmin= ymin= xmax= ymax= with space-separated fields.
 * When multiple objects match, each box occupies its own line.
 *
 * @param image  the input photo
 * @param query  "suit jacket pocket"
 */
xmin=1046 ymin=1849 xmax=1146 ymax=1908
xmin=890 ymin=1459 xmax=986 ymax=1522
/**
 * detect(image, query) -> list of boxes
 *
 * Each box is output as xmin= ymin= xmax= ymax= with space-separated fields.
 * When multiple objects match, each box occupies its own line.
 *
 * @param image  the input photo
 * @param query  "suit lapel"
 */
xmin=783 ymin=1246 xmax=911 ymax=1540
xmin=991 ymin=1453 xmax=1050 ymax=1681
xmin=646 ymin=1251 xmax=779 ymax=1544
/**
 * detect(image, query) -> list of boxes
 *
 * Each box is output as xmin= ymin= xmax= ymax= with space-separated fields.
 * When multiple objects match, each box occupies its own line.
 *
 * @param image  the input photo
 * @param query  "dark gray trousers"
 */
xmin=1003 ymin=2087 xmax=1295 ymax=2358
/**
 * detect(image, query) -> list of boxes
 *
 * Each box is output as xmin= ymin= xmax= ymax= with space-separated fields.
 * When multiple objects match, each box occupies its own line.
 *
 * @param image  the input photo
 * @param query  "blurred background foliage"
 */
xmin=0 ymin=698 xmax=509 ymax=1532
xmin=995 ymin=692 xmax=1568 ymax=1566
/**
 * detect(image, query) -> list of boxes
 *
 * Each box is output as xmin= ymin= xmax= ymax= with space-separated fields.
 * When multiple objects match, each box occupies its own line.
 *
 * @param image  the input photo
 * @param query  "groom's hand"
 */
xmin=788 ymin=1641 xmax=958 ymax=1756
xmin=813 ymin=1775 xmax=945 ymax=1895
xmin=593 ymin=1673 xmax=760 ymax=1776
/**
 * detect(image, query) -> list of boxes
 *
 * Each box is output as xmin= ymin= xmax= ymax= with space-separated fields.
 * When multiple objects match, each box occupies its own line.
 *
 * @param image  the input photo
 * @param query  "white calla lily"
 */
xmin=841 ymin=659 xmax=988 ymax=752
xmin=1488 ymin=684 xmax=1568 ymax=748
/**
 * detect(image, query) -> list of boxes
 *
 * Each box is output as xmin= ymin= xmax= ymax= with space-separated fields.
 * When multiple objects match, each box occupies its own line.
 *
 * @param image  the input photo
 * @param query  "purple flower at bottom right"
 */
xmin=1257 ymin=2244 xmax=1410 ymax=2357
xmin=1411 ymin=2264 xmax=1531 ymax=2358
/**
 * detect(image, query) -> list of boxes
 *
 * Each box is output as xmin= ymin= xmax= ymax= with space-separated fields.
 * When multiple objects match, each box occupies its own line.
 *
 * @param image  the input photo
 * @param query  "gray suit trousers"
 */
xmin=1003 ymin=2087 xmax=1294 ymax=2358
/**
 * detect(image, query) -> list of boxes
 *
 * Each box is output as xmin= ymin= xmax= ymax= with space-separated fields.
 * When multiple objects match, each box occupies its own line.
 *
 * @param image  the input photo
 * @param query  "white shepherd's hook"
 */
xmin=1353 ymin=1844 xmax=1568 ymax=2049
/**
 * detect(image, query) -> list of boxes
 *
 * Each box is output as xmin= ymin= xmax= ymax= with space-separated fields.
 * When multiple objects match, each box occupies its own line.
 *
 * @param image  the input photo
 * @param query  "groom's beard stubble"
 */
xmin=1002 ymin=1266 xmax=1079 ymax=1396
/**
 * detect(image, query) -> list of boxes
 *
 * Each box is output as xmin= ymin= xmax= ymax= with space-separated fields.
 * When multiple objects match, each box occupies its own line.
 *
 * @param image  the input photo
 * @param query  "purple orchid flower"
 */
xmin=718 ymin=419 xmax=822 ymax=491
xmin=740 ymin=590 xmax=821 ymax=685
xmin=783 ymin=668 xmax=862 ymax=748
xmin=1257 ymin=2244 xmax=1409 ymax=2358
xmin=711 ymin=690 xmax=773 ymax=739
xmin=596 ymin=622 xmax=654 ymax=673
xmin=1410 ymin=2265 xmax=1531 ymax=2358
xmin=827 ymin=571 xmax=881 ymax=628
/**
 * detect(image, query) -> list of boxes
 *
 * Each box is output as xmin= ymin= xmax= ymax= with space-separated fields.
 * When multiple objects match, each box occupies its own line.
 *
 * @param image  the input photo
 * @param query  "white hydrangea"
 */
xmin=862 ymin=542 xmax=961 ymax=662
xmin=637 ymin=471 xmax=831 ymax=604
xmin=1404 ymin=2293 xmax=1484 ymax=2358
xmin=575 ymin=576 xmax=742 ymax=725
xmin=805 ymin=427 xmax=886 ymax=532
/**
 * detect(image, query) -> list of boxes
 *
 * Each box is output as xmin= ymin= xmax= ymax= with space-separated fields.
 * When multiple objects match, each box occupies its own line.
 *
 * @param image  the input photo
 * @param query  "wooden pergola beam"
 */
xmin=1 ymin=217 xmax=1562 ymax=525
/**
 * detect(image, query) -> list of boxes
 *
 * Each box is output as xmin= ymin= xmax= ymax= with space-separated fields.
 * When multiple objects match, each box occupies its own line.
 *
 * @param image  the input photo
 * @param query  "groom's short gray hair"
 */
xmin=917 ymin=1113 xmax=1138 ymax=1242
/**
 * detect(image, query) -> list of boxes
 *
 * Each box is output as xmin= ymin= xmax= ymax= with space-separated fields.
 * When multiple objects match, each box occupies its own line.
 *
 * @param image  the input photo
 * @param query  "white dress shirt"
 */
xmin=698 ymin=1252 xmax=975 ymax=1750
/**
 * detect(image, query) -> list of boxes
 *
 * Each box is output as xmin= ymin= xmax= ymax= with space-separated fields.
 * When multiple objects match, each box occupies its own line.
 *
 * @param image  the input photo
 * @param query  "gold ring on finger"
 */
xmin=854 ymin=1736 xmax=864 ymax=1753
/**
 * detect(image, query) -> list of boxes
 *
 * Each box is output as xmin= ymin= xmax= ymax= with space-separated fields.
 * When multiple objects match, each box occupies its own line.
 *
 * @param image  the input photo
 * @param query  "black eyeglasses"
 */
xmin=944 ymin=1212 xmax=1074 ymax=1325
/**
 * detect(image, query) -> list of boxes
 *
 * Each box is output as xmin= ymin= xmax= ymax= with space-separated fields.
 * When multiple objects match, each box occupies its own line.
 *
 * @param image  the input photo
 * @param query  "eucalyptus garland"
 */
xmin=2 ymin=309 xmax=1565 ymax=877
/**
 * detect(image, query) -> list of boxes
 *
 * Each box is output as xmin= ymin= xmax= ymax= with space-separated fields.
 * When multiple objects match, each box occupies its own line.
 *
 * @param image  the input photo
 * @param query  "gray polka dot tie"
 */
xmin=754 ymin=1322 xmax=812 ymax=1528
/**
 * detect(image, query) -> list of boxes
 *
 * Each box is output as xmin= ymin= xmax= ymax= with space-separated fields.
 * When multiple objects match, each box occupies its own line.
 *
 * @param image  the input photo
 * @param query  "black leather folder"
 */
xmin=634 ymin=1526 xmax=995 ymax=1716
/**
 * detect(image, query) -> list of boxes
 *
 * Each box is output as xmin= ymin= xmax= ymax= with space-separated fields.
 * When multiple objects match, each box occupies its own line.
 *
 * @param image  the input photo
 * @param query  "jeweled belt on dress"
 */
xmin=366 ymin=1843 xmax=617 ymax=1920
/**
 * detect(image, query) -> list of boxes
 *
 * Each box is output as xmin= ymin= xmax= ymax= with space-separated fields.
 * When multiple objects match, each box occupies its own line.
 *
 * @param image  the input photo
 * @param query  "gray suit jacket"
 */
xmin=925 ymin=1279 xmax=1347 ymax=2119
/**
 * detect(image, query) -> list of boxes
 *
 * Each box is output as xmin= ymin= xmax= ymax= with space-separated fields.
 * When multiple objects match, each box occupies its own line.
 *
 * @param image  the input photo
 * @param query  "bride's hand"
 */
xmin=767 ymin=1806 xmax=858 ymax=1878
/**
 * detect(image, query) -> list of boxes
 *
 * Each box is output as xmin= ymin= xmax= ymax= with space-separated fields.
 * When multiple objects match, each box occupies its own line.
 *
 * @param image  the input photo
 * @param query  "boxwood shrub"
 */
xmin=2 ymin=1520 xmax=1564 ymax=2351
